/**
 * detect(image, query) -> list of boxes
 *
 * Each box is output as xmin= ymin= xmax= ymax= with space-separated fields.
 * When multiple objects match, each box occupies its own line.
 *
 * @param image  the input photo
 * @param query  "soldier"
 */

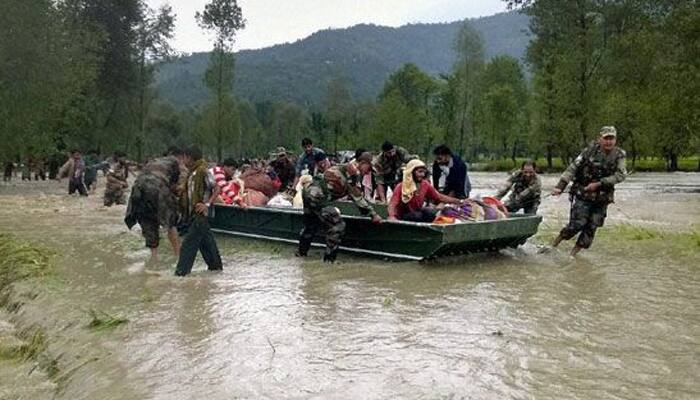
xmin=297 ymin=152 xmax=382 ymax=263
xmin=124 ymin=151 xmax=182 ymax=262
xmin=270 ymin=147 xmax=296 ymax=191
xmin=103 ymin=151 xmax=129 ymax=206
xmin=494 ymin=160 xmax=542 ymax=214
xmin=551 ymin=126 xmax=627 ymax=256
xmin=374 ymin=141 xmax=417 ymax=203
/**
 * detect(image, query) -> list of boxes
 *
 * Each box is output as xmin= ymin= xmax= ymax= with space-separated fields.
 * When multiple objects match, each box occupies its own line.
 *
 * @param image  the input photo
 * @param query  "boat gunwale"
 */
xmin=211 ymin=203 xmax=542 ymax=230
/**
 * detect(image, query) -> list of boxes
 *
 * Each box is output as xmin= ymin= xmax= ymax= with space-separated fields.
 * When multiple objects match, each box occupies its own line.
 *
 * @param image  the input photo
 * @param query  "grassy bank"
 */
xmin=470 ymin=156 xmax=699 ymax=173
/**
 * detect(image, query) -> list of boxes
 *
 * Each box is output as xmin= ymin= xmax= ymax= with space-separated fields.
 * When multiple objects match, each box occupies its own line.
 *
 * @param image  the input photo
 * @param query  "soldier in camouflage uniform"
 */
xmin=495 ymin=160 xmax=542 ymax=214
xmin=551 ymin=126 xmax=627 ymax=256
xmin=374 ymin=141 xmax=417 ymax=203
xmin=124 ymin=150 xmax=183 ymax=262
xmin=103 ymin=151 xmax=129 ymax=207
xmin=297 ymin=152 xmax=382 ymax=263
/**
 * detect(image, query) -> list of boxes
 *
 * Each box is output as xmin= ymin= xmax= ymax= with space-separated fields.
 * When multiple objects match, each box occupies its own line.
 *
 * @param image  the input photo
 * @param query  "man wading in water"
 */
xmin=175 ymin=146 xmax=223 ymax=276
xmin=297 ymin=152 xmax=382 ymax=263
xmin=551 ymin=126 xmax=627 ymax=256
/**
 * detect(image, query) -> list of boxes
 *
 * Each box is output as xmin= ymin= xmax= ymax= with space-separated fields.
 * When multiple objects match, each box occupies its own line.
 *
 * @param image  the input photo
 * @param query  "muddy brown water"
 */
xmin=0 ymin=172 xmax=698 ymax=399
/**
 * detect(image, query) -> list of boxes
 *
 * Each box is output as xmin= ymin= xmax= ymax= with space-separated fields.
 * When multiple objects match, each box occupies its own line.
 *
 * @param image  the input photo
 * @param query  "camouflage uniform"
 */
xmin=103 ymin=161 xmax=129 ymax=206
xmin=124 ymin=157 xmax=180 ymax=249
xmin=299 ymin=164 xmax=378 ymax=262
xmin=495 ymin=170 xmax=542 ymax=214
xmin=555 ymin=142 xmax=627 ymax=249
xmin=373 ymin=146 xmax=416 ymax=190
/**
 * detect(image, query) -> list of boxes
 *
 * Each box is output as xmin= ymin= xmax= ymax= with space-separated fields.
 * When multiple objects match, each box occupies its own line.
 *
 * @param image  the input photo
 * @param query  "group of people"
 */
xmin=53 ymin=149 xmax=130 ymax=206
xmin=43 ymin=124 xmax=625 ymax=272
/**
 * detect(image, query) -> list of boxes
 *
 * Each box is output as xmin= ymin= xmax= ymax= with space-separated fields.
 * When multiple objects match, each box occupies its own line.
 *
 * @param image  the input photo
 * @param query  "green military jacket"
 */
xmin=105 ymin=161 xmax=128 ymax=192
xmin=556 ymin=142 xmax=627 ymax=203
xmin=309 ymin=164 xmax=377 ymax=217
xmin=372 ymin=146 xmax=416 ymax=185
xmin=496 ymin=170 xmax=542 ymax=205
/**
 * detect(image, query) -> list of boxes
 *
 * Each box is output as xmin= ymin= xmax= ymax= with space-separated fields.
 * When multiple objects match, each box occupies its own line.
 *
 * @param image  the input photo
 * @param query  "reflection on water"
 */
xmin=0 ymin=173 xmax=698 ymax=399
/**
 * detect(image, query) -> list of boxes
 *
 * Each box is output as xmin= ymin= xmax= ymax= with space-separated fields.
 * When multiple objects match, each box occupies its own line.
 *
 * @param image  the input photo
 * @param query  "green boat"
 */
xmin=209 ymin=202 xmax=542 ymax=261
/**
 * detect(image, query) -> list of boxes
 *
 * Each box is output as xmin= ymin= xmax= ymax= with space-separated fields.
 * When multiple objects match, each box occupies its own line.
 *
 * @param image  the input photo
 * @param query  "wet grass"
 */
xmin=0 ymin=233 xmax=53 ymax=292
xmin=601 ymin=224 xmax=699 ymax=246
xmin=86 ymin=309 xmax=129 ymax=331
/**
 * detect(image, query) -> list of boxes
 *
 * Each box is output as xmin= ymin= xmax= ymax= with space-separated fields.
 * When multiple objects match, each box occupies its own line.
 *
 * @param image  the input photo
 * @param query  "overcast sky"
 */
xmin=145 ymin=0 xmax=507 ymax=54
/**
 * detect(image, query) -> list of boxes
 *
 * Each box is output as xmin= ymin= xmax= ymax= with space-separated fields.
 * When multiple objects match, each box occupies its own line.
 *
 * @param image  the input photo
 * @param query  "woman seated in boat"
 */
xmin=388 ymin=159 xmax=463 ymax=223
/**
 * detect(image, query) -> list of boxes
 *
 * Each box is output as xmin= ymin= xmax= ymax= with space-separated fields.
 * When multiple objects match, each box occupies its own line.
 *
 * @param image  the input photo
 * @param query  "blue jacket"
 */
xmin=432 ymin=154 xmax=470 ymax=199
xmin=295 ymin=147 xmax=326 ymax=176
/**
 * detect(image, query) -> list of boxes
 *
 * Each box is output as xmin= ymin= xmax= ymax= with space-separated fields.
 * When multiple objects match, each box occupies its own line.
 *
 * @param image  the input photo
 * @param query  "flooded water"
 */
xmin=1 ymin=172 xmax=698 ymax=399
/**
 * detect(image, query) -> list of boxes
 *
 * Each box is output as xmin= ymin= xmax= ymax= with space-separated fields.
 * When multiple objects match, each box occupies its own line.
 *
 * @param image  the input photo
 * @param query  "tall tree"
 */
xmin=474 ymin=56 xmax=529 ymax=162
xmin=196 ymin=0 xmax=245 ymax=161
xmin=375 ymin=64 xmax=440 ymax=156
xmin=325 ymin=77 xmax=352 ymax=153
xmin=132 ymin=4 xmax=175 ymax=160
xmin=452 ymin=21 xmax=485 ymax=157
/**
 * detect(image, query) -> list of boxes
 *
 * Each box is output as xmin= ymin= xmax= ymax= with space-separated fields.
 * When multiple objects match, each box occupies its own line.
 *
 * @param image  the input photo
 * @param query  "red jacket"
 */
xmin=389 ymin=180 xmax=442 ymax=219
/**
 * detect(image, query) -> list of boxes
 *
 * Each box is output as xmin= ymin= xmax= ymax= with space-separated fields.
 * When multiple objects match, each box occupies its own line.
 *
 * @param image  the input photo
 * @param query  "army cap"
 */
xmin=600 ymin=126 xmax=617 ymax=138
xmin=275 ymin=146 xmax=288 ymax=156
xmin=355 ymin=152 xmax=373 ymax=164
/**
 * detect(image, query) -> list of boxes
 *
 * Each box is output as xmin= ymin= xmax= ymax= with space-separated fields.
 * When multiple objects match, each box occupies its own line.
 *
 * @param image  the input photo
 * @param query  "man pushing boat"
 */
xmin=296 ymin=152 xmax=382 ymax=263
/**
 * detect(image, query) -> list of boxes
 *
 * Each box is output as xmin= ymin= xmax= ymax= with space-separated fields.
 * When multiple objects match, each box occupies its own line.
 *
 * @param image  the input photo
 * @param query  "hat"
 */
xmin=355 ymin=152 xmax=373 ymax=164
xmin=275 ymin=146 xmax=288 ymax=156
xmin=599 ymin=126 xmax=617 ymax=138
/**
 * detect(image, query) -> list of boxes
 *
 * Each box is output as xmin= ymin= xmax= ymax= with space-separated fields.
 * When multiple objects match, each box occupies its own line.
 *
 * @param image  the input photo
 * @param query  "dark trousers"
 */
xmin=68 ymin=178 xmax=88 ymax=196
xmin=560 ymin=198 xmax=608 ymax=249
xmin=402 ymin=207 xmax=438 ymax=223
xmin=298 ymin=205 xmax=346 ymax=257
xmin=175 ymin=216 xmax=222 ymax=276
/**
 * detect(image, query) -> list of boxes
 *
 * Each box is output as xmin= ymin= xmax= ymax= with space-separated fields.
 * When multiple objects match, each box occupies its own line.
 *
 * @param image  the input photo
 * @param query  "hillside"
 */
xmin=156 ymin=11 xmax=530 ymax=108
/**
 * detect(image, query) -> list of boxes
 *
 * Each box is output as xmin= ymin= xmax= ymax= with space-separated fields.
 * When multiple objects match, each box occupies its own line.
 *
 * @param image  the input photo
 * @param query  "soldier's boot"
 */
xmin=323 ymin=248 xmax=338 ymax=264
xmin=296 ymin=238 xmax=312 ymax=257
xmin=570 ymin=245 xmax=584 ymax=257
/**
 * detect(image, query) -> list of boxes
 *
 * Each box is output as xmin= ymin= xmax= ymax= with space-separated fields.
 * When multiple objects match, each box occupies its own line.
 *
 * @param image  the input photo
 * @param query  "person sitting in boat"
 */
xmin=210 ymin=157 xmax=245 ymax=206
xmin=297 ymin=152 xmax=382 ymax=263
xmin=374 ymin=141 xmax=417 ymax=203
xmin=494 ymin=160 xmax=542 ymax=214
xmin=432 ymin=144 xmax=471 ymax=199
xmin=293 ymin=137 xmax=326 ymax=188
xmin=388 ymin=159 xmax=463 ymax=223
xmin=353 ymin=148 xmax=376 ymax=203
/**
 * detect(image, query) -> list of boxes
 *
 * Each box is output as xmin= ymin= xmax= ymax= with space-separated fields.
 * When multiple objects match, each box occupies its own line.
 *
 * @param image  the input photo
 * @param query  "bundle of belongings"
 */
xmin=239 ymin=168 xmax=278 ymax=206
xmin=433 ymin=196 xmax=508 ymax=224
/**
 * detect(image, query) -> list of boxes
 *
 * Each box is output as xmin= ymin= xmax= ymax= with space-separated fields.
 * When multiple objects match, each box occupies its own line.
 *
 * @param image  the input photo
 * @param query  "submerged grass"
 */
xmin=86 ymin=309 xmax=129 ymax=331
xmin=0 ymin=233 xmax=53 ymax=292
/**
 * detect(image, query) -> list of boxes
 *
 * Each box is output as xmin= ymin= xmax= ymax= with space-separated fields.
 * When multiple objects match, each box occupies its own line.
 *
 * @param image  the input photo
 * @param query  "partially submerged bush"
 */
xmin=0 ymin=233 xmax=52 ymax=292
xmin=86 ymin=309 xmax=129 ymax=331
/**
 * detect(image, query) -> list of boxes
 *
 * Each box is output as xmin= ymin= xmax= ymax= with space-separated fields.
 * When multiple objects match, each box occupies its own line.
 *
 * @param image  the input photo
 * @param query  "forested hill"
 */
xmin=156 ymin=11 xmax=529 ymax=108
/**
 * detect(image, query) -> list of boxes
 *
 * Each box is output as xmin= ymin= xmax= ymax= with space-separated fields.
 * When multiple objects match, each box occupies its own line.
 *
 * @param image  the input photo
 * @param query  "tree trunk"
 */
xmin=668 ymin=153 xmax=678 ymax=171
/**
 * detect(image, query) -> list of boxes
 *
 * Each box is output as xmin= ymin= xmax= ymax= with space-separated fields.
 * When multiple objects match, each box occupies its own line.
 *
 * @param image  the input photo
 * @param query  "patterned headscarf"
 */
xmin=401 ymin=159 xmax=427 ymax=203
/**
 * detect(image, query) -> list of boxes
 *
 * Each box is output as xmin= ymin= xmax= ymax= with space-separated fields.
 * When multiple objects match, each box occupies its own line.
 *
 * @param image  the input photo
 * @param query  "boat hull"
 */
xmin=209 ymin=203 xmax=542 ymax=260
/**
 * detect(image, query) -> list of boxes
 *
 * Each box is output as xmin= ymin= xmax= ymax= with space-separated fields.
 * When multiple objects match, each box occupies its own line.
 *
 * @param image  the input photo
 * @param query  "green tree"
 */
xmin=474 ymin=56 xmax=529 ymax=163
xmin=132 ymin=4 xmax=175 ymax=161
xmin=375 ymin=64 xmax=440 ymax=156
xmin=325 ymin=77 xmax=352 ymax=153
xmin=196 ymin=0 xmax=246 ymax=161
xmin=452 ymin=21 xmax=485 ymax=157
